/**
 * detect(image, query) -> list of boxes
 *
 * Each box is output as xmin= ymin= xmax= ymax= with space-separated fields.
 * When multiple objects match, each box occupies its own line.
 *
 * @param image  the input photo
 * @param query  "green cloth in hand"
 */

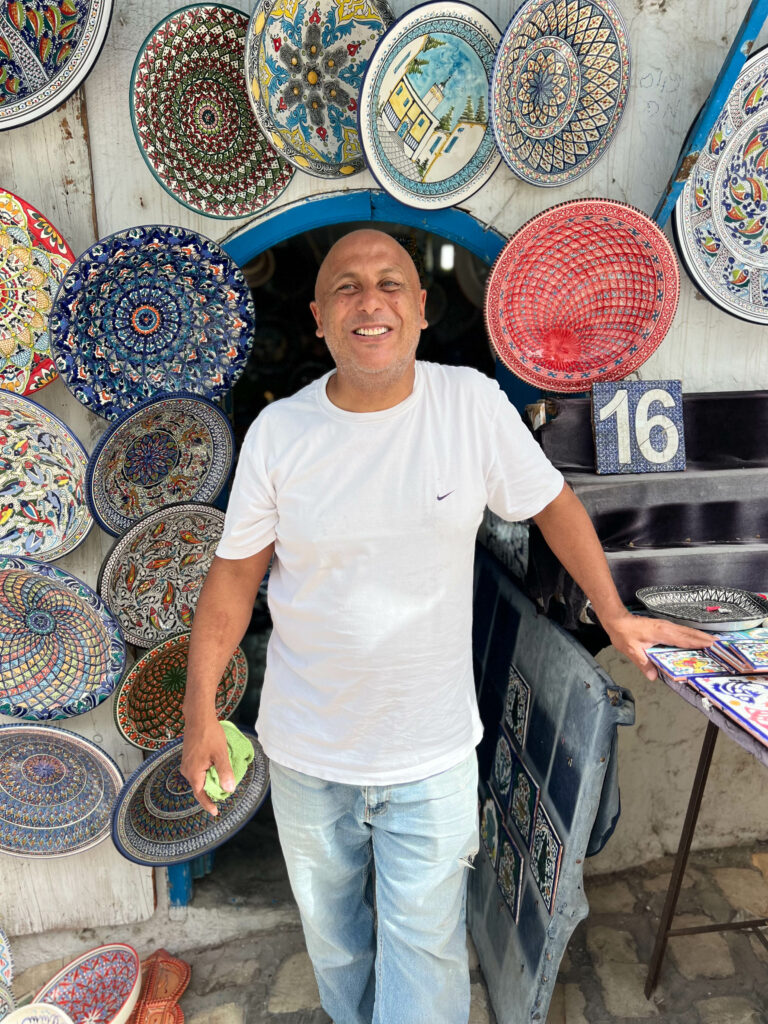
xmin=203 ymin=721 xmax=254 ymax=803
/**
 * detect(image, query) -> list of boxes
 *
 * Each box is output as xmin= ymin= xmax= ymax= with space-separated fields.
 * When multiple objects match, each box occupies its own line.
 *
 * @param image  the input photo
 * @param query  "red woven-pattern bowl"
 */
xmin=484 ymin=199 xmax=680 ymax=392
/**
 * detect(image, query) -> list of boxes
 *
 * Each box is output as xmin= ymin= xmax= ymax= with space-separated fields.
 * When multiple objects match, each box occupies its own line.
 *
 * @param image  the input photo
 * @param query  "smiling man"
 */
xmin=181 ymin=229 xmax=711 ymax=1024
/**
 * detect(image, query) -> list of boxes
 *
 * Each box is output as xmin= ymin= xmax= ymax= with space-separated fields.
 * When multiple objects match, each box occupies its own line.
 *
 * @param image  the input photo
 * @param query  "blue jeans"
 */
xmin=269 ymin=753 xmax=479 ymax=1024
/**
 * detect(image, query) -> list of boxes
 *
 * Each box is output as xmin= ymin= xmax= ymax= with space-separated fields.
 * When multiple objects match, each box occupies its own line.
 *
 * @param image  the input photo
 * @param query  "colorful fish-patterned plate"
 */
xmin=0 ymin=189 xmax=75 ymax=395
xmin=4 ymin=1005 xmax=75 ymax=1024
xmin=0 ymin=555 xmax=126 ymax=720
xmin=115 ymin=632 xmax=247 ymax=750
xmin=112 ymin=731 xmax=269 ymax=866
xmin=35 ymin=944 xmax=140 ymax=1024
xmin=0 ymin=723 xmax=123 ymax=858
xmin=358 ymin=1 xmax=501 ymax=208
xmin=0 ymin=391 xmax=92 ymax=560
xmin=87 ymin=392 xmax=234 ymax=537
xmin=98 ymin=503 xmax=225 ymax=648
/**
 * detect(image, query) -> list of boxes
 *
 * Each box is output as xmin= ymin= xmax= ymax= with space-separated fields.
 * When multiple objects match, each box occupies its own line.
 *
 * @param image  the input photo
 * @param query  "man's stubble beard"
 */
xmin=328 ymin=337 xmax=420 ymax=394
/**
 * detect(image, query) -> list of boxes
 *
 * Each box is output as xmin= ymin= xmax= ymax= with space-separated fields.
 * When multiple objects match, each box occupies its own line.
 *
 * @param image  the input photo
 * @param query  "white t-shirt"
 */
xmin=217 ymin=361 xmax=564 ymax=784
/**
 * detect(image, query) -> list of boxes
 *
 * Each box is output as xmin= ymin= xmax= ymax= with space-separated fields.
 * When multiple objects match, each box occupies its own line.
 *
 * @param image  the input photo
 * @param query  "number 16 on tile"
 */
xmin=591 ymin=381 xmax=686 ymax=475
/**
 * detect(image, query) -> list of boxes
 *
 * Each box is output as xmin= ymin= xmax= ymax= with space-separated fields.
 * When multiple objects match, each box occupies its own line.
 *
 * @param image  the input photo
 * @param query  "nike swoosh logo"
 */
xmin=436 ymin=491 xmax=455 ymax=501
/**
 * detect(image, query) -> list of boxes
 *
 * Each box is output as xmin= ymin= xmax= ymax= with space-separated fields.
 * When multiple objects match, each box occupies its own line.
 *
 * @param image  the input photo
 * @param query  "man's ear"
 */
xmin=419 ymin=288 xmax=428 ymax=330
xmin=309 ymin=299 xmax=324 ymax=338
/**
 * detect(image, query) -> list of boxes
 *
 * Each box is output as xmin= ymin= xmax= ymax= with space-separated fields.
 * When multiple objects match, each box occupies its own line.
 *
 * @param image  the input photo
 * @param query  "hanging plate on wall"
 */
xmin=86 ymin=392 xmax=234 ymax=537
xmin=49 ymin=224 xmax=255 ymax=421
xmin=34 ymin=944 xmax=141 ymax=1024
xmin=0 ymin=189 xmax=74 ymax=395
xmin=358 ymin=1 xmax=501 ymax=208
xmin=245 ymin=0 xmax=393 ymax=178
xmin=0 ymin=391 xmax=92 ymax=561
xmin=0 ymin=555 xmax=126 ymax=720
xmin=112 ymin=731 xmax=270 ymax=865
xmin=484 ymin=198 xmax=679 ymax=392
xmin=0 ymin=723 xmax=123 ymax=858
xmin=131 ymin=4 xmax=294 ymax=219
xmin=0 ymin=0 xmax=113 ymax=131
xmin=114 ymin=632 xmax=247 ymax=750
xmin=490 ymin=0 xmax=630 ymax=187
xmin=98 ymin=503 xmax=225 ymax=648
xmin=673 ymin=47 xmax=768 ymax=324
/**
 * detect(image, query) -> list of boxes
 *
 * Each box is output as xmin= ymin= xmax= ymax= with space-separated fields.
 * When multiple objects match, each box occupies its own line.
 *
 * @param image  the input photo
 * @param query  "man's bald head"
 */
xmin=314 ymin=229 xmax=421 ymax=300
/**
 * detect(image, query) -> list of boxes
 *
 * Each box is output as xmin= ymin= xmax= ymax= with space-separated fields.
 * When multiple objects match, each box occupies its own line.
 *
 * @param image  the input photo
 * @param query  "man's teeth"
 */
xmin=354 ymin=327 xmax=388 ymax=336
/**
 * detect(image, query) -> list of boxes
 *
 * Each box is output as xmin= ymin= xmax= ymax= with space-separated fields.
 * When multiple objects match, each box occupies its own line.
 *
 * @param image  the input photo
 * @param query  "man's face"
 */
xmin=310 ymin=230 xmax=427 ymax=389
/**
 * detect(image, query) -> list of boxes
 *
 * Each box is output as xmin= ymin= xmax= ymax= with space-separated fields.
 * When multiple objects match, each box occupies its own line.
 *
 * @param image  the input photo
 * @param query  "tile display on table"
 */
xmin=0 ymin=189 xmax=74 ymax=394
xmin=504 ymin=664 xmax=531 ymax=748
xmin=480 ymin=795 xmax=501 ymax=869
xmin=131 ymin=4 xmax=294 ymax=218
xmin=496 ymin=823 xmax=524 ymax=923
xmin=358 ymin=1 xmax=501 ymax=208
xmin=491 ymin=726 xmax=513 ymax=809
xmin=688 ymin=675 xmax=768 ymax=749
xmin=531 ymin=802 xmax=563 ymax=914
xmin=34 ymin=943 xmax=140 ymax=1024
xmin=645 ymin=646 xmax=731 ymax=683
xmin=509 ymin=749 xmax=540 ymax=850
xmin=0 ymin=0 xmax=113 ymax=131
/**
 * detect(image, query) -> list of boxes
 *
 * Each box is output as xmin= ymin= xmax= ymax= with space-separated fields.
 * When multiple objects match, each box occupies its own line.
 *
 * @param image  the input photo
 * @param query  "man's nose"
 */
xmin=356 ymin=285 xmax=382 ymax=314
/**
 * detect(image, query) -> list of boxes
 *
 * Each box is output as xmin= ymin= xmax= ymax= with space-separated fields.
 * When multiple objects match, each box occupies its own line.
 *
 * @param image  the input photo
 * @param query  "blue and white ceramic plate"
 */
xmin=245 ymin=0 xmax=393 ymax=178
xmin=86 ymin=392 xmax=234 ymax=537
xmin=4 ymin=1005 xmax=75 ymax=1024
xmin=49 ymin=224 xmax=256 ymax=421
xmin=358 ymin=1 xmax=501 ymax=208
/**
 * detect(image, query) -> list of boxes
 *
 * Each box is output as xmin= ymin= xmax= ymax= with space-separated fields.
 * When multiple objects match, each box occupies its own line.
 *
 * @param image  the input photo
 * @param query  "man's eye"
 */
xmin=338 ymin=283 xmax=356 ymax=292
xmin=381 ymin=280 xmax=400 ymax=289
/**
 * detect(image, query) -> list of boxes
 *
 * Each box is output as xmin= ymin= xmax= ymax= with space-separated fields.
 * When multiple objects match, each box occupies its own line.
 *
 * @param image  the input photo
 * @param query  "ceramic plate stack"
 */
xmin=0 ymin=724 xmax=123 ymax=858
xmin=49 ymin=225 xmax=255 ymax=420
xmin=112 ymin=732 xmax=269 ymax=865
xmin=358 ymin=1 xmax=501 ymax=208
xmin=490 ymin=0 xmax=630 ymax=186
xmin=245 ymin=0 xmax=393 ymax=177
xmin=484 ymin=198 xmax=680 ymax=391
xmin=0 ymin=189 xmax=75 ymax=394
xmin=34 ymin=944 xmax=141 ymax=1024
xmin=131 ymin=4 xmax=294 ymax=218
xmin=673 ymin=47 xmax=768 ymax=324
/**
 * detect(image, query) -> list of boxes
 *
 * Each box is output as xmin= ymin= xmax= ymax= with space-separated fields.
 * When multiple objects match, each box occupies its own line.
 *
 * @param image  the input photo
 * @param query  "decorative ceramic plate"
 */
xmin=358 ymin=1 xmax=501 ymax=208
xmin=0 ymin=925 xmax=11 ymax=987
xmin=131 ymin=4 xmax=294 ymax=219
xmin=0 ymin=189 xmax=74 ymax=395
xmin=115 ymin=632 xmax=247 ymax=750
xmin=0 ymin=392 xmax=92 ymax=561
xmin=98 ymin=503 xmax=225 ymax=648
xmin=35 ymin=944 xmax=140 ymax=1024
xmin=0 ymin=723 xmax=123 ymax=858
xmin=4 ymin=1006 xmax=75 ymax=1024
xmin=484 ymin=198 xmax=680 ymax=391
xmin=0 ymin=980 xmax=15 ymax=1019
xmin=636 ymin=585 xmax=768 ymax=631
xmin=490 ymin=0 xmax=630 ymax=186
xmin=49 ymin=224 xmax=256 ymax=421
xmin=112 ymin=731 xmax=269 ymax=865
xmin=245 ymin=0 xmax=393 ymax=178
xmin=673 ymin=47 xmax=768 ymax=324
xmin=0 ymin=555 xmax=126 ymax=720
xmin=0 ymin=0 xmax=112 ymax=131
xmin=86 ymin=392 xmax=234 ymax=537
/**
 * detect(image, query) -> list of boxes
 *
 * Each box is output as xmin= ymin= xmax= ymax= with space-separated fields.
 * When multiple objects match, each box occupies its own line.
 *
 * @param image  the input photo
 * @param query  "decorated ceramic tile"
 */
xmin=490 ymin=0 xmax=630 ymax=186
xmin=688 ymin=675 xmax=768 ymax=749
xmin=531 ymin=802 xmax=563 ymax=914
xmin=592 ymin=381 xmax=686 ymax=474
xmin=0 ymin=391 xmax=92 ymax=560
xmin=645 ymin=646 xmax=730 ymax=682
xmin=49 ymin=224 xmax=255 ymax=421
xmin=98 ymin=503 xmax=225 ymax=648
xmin=480 ymin=795 xmax=500 ymax=869
xmin=0 ymin=555 xmax=126 ymax=720
xmin=0 ymin=189 xmax=74 ymax=394
xmin=0 ymin=723 xmax=123 ymax=858
xmin=674 ymin=48 xmax=768 ymax=323
xmin=358 ymin=1 xmax=501 ymax=208
xmin=35 ymin=944 xmax=140 ymax=1024
xmin=0 ymin=980 xmax=15 ymax=1019
xmin=496 ymin=823 xmax=524 ymax=922
xmin=0 ymin=926 xmax=12 ymax=986
xmin=246 ymin=0 xmax=393 ymax=177
xmin=4 ymin=1006 xmax=75 ymax=1024
xmin=0 ymin=0 xmax=112 ymax=130
xmin=509 ymin=749 xmax=540 ymax=850
xmin=504 ymin=663 xmax=530 ymax=748
xmin=131 ymin=4 xmax=294 ymax=219
xmin=114 ymin=632 xmax=247 ymax=750
xmin=484 ymin=199 xmax=680 ymax=392
xmin=112 ymin=731 xmax=270 ymax=865
xmin=86 ymin=392 xmax=234 ymax=537
xmin=491 ymin=726 xmax=513 ymax=808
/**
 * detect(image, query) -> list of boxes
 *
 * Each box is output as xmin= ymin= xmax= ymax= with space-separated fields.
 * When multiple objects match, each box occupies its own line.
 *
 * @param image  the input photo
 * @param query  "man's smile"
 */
xmin=353 ymin=326 xmax=391 ymax=337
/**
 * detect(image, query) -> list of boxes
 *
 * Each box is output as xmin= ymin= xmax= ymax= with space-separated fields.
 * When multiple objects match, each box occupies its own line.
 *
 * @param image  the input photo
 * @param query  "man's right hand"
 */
xmin=180 ymin=718 xmax=235 ymax=817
